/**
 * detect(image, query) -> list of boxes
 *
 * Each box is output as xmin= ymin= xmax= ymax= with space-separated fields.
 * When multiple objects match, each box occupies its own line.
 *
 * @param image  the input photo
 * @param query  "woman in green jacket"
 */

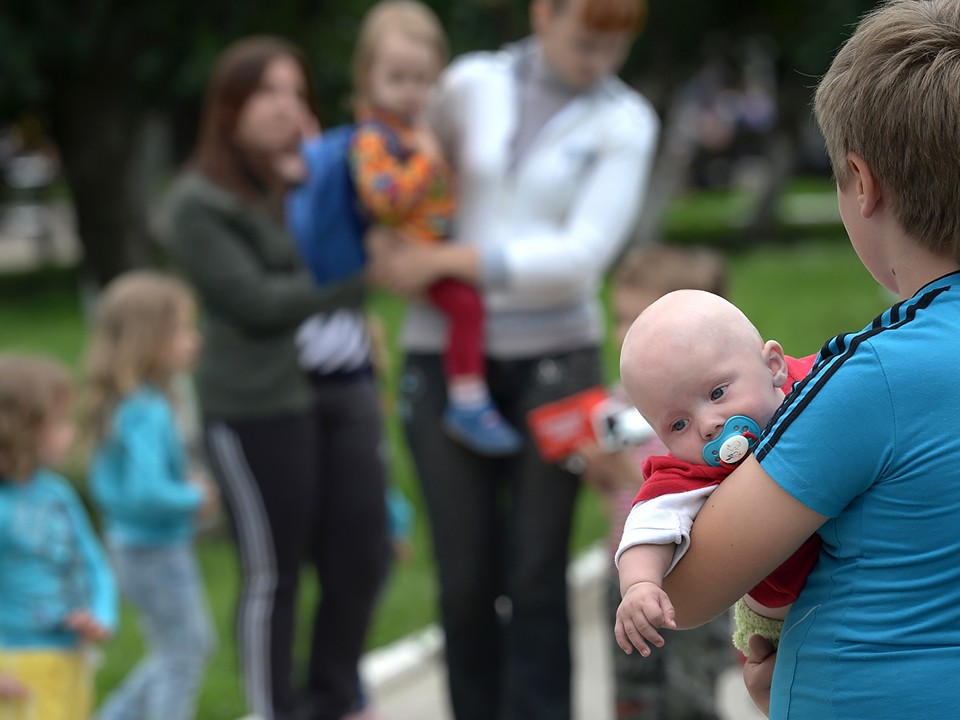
xmin=166 ymin=36 xmax=385 ymax=720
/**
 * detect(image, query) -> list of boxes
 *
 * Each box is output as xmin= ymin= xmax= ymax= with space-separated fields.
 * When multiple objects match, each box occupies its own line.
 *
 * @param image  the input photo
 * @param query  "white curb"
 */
xmin=359 ymin=544 xmax=610 ymax=692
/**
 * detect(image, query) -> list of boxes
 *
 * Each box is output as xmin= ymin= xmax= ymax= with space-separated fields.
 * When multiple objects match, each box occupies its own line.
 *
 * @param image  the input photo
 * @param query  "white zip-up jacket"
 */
xmin=402 ymin=39 xmax=660 ymax=359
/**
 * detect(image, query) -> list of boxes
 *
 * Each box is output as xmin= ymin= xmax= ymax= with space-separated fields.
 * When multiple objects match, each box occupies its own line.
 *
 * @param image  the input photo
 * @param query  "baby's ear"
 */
xmin=763 ymin=340 xmax=789 ymax=388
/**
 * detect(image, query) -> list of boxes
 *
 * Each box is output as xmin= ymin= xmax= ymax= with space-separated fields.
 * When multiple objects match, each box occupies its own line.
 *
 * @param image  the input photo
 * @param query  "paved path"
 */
xmin=362 ymin=546 xmax=766 ymax=720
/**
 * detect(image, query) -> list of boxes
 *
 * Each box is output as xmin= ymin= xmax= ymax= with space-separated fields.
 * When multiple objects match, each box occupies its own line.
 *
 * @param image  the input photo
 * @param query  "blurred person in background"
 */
xmin=165 ymin=36 xmax=378 ymax=720
xmin=367 ymin=0 xmax=659 ymax=717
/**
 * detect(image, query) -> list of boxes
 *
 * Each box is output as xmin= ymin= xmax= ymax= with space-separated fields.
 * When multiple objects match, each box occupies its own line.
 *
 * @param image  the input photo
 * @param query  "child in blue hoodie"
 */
xmin=0 ymin=353 xmax=116 ymax=720
xmin=86 ymin=271 xmax=218 ymax=720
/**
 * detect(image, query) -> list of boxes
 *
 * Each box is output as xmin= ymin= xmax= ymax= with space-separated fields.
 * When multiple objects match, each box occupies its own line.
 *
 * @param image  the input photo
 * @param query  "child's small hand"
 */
xmin=0 ymin=672 xmax=29 ymax=700
xmin=62 ymin=610 xmax=111 ymax=643
xmin=614 ymin=581 xmax=677 ymax=657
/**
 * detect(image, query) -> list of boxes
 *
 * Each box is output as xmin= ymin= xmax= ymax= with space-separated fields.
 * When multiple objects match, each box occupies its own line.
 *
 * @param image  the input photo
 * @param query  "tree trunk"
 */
xmin=50 ymin=79 xmax=154 ymax=287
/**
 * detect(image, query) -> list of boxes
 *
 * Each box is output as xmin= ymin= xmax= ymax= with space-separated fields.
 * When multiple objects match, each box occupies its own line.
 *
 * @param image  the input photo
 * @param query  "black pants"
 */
xmin=400 ymin=347 xmax=603 ymax=720
xmin=205 ymin=375 xmax=388 ymax=720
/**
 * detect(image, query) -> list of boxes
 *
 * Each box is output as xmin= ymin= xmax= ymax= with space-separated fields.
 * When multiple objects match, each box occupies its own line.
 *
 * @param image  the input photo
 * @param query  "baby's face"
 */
xmin=629 ymin=337 xmax=787 ymax=466
xmin=366 ymin=31 xmax=440 ymax=120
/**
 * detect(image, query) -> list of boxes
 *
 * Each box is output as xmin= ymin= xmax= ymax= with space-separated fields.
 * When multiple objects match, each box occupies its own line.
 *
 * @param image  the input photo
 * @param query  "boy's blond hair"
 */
xmin=613 ymin=245 xmax=728 ymax=298
xmin=83 ymin=270 xmax=195 ymax=442
xmin=814 ymin=0 xmax=960 ymax=259
xmin=352 ymin=1 xmax=449 ymax=97
xmin=0 ymin=354 xmax=73 ymax=479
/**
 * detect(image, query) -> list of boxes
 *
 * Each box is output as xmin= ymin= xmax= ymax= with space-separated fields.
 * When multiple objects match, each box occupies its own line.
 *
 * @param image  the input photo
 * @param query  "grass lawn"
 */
xmin=0 ymin=179 xmax=892 ymax=718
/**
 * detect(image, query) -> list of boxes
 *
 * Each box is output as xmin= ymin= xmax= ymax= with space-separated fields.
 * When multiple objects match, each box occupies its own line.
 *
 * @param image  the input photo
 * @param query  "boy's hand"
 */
xmin=743 ymin=634 xmax=776 ymax=715
xmin=63 ymin=610 xmax=110 ymax=643
xmin=614 ymin=581 xmax=677 ymax=657
xmin=0 ymin=673 xmax=29 ymax=699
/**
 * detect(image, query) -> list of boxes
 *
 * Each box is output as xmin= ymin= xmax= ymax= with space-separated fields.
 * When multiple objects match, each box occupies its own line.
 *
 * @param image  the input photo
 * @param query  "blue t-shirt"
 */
xmin=756 ymin=271 xmax=960 ymax=718
xmin=91 ymin=387 xmax=203 ymax=546
xmin=0 ymin=469 xmax=117 ymax=649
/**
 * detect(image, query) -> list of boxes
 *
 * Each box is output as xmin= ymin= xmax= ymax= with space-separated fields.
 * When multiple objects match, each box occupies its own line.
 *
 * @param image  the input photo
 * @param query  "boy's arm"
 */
xmin=350 ymin=125 xmax=442 ymax=224
xmin=661 ymin=455 xmax=827 ymax=628
xmin=743 ymin=635 xmax=777 ymax=716
xmin=614 ymin=543 xmax=677 ymax=656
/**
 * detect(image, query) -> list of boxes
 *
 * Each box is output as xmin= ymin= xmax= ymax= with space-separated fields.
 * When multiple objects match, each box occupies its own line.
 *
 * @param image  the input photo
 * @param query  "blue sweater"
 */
xmin=90 ymin=387 xmax=203 ymax=547
xmin=0 ymin=469 xmax=117 ymax=649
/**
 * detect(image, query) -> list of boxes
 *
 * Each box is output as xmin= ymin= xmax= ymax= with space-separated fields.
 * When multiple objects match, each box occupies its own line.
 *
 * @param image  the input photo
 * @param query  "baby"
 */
xmin=349 ymin=0 xmax=521 ymax=456
xmin=614 ymin=289 xmax=821 ymax=657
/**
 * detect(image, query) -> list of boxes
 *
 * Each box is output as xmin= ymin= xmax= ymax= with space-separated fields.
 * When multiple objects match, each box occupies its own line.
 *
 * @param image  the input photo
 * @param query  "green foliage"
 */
xmin=631 ymin=0 xmax=879 ymax=86
xmin=0 ymin=266 xmax=86 ymax=364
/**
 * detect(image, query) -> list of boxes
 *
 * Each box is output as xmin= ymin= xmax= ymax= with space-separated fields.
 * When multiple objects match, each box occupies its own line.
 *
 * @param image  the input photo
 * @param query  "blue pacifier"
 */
xmin=702 ymin=415 xmax=762 ymax=467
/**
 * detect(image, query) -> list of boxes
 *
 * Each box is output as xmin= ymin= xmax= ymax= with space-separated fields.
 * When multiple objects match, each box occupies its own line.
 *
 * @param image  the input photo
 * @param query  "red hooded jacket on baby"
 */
xmin=631 ymin=354 xmax=822 ymax=609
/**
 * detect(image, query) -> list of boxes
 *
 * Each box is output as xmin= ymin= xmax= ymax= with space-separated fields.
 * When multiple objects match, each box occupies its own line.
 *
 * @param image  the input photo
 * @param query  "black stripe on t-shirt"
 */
xmin=755 ymin=285 xmax=948 ymax=461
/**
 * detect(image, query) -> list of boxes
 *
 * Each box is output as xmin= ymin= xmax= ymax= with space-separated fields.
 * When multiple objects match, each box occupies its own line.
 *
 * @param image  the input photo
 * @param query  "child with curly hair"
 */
xmin=0 ymin=353 xmax=116 ymax=720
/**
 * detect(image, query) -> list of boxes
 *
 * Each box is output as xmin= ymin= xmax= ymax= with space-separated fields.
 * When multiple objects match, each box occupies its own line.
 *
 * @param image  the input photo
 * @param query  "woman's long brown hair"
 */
xmin=192 ymin=35 xmax=318 ymax=207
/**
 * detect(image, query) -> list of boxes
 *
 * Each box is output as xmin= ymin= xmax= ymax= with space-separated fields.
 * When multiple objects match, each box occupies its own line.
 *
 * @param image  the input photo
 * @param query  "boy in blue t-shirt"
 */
xmin=619 ymin=2 xmax=960 ymax=718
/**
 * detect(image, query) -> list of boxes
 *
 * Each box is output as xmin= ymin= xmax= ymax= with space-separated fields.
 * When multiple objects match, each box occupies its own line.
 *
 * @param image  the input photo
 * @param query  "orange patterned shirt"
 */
xmin=349 ymin=107 xmax=455 ymax=245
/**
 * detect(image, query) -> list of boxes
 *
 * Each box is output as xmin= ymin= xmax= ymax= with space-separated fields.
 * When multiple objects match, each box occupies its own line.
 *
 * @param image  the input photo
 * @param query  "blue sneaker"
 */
xmin=442 ymin=400 xmax=523 ymax=456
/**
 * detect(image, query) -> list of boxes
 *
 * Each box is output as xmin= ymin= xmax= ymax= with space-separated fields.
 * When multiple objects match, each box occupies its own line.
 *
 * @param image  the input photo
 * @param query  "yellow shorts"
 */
xmin=0 ymin=650 xmax=93 ymax=720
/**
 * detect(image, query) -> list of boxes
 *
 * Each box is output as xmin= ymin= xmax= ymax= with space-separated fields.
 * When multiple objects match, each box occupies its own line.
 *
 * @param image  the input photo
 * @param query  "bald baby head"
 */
xmin=620 ymin=290 xmax=763 ymax=385
xmin=619 ymin=290 xmax=787 ymax=463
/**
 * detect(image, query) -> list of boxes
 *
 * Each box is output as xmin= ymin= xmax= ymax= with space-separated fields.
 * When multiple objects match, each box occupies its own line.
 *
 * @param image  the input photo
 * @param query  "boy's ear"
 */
xmin=763 ymin=340 xmax=789 ymax=388
xmin=847 ymin=151 xmax=882 ymax=219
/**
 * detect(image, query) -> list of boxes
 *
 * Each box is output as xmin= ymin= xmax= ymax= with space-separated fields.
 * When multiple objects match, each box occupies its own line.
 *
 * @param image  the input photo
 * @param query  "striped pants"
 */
xmin=204 ymin=376 xmax=388 ymax=720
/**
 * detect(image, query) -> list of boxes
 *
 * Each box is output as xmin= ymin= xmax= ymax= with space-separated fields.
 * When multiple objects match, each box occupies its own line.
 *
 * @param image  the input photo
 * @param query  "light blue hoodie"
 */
xmin=0 ymin=469 xmax=117 ymax=649
xmin=91 ymin=387 xmax=203 ymax=547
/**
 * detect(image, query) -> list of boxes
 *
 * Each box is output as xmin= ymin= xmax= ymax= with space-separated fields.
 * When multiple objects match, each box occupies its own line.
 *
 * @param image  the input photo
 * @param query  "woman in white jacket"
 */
xmin=368 ymin=1 xmax=658 ymax=718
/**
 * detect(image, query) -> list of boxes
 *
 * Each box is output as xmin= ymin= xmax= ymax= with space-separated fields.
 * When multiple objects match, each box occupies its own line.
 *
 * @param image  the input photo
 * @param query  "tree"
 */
xmin=622 ymin=0 xmax=879 ymax=247
xmin=0 ymin=0 xmax=878 ymax=283
xmin=0 ymin=0 xmax=369 ymax=286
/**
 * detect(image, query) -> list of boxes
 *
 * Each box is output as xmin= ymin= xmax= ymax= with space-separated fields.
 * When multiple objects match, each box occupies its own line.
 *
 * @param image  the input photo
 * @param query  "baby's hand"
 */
xmin=62 ymin=610 xmax=111 ymax=643
xmin=614 ymin=581 xmax=677 ymax=657
xmin=0 ymin=672 xmax=29 ymax=700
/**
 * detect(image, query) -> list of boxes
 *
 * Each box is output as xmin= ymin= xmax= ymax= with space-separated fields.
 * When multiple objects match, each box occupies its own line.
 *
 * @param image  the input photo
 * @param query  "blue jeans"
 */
xmin=400 ymin=348 xmax=603 ymax=720
xmin=98 ymin=542 xmax=215 ymax=720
